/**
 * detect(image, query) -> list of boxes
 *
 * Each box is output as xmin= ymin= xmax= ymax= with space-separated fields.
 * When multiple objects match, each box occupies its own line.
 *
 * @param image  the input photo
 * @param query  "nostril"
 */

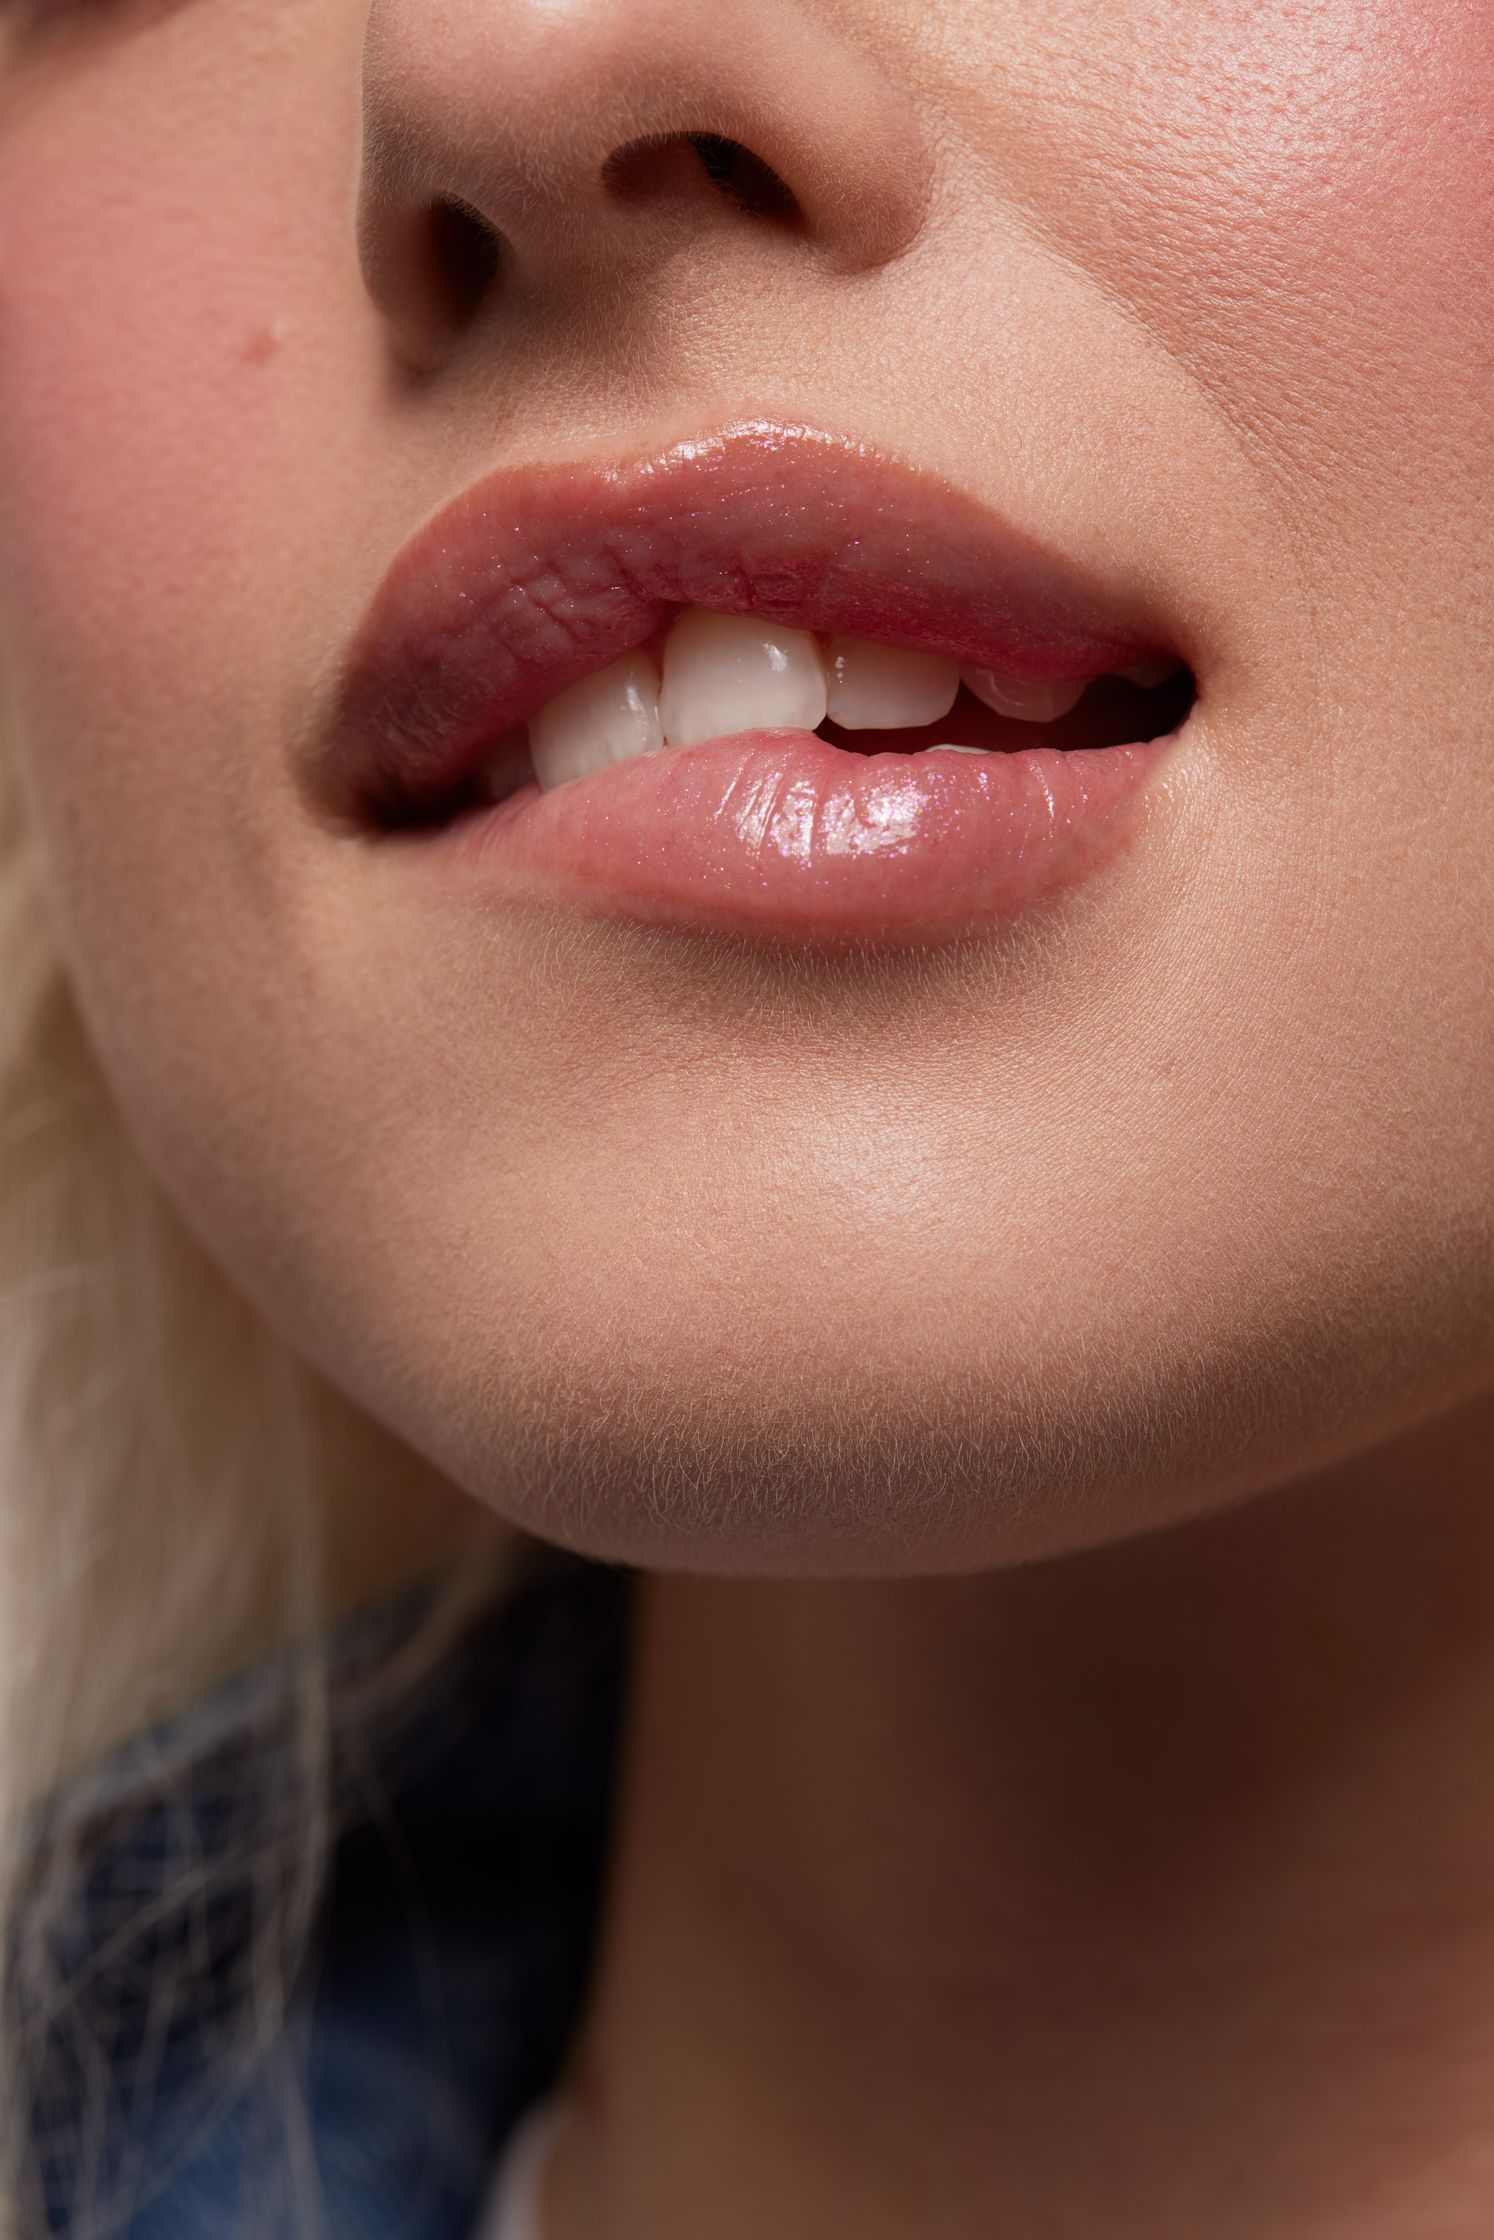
xmin=685 ymin=134 xmax=800 ymax=225
xmin=602 ymin=133 xmax=803 ymax=230
xmin=424 ymin=196 xmax=504 ymax=326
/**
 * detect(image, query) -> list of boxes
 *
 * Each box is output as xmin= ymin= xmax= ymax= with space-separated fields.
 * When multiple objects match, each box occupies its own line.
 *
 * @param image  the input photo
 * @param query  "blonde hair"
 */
xmin=0 ymin=690 xmax=514 ymax=2234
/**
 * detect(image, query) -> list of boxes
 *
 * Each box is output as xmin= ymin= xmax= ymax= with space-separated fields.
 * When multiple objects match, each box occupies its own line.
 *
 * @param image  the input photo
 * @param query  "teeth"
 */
xmin=516 ymin=613 xmax=1166 ymax=798
xmin=659 ymin=610 xmax=827 ymax=747
xmin=528 ymin=651 xmax=663 ymax=790
xmin=825 ymin=637 xmax=960 ymax=728
xmin=961 ymin=669 xmax=1088 ymax=723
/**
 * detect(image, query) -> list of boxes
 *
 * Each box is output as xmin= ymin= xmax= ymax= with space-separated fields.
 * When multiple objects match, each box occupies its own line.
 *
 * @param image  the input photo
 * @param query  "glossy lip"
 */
xmin=312 ymin=419 xmax=1189 ymax=946
xmin=430 ymin=728 xmax=1178 ymax=946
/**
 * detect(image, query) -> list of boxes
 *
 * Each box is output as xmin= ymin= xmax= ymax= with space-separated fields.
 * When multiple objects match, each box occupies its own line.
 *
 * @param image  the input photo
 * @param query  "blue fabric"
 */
xmin=8 ymin=1544 xmax=631 ymax=2238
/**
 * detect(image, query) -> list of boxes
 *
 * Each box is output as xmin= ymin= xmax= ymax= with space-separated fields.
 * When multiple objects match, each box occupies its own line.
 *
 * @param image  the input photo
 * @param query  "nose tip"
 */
xmin=358 ymin=0 xmax=932 ymax=367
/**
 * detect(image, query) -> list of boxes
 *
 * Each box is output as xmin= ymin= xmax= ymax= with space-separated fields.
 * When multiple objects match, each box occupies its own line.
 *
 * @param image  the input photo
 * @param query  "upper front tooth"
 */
xmin=528 ymin=650 xmax=664 ymax=791
xmin=660 ymin=610 xmax=828 ymax=748
xmin=962 ymin=669 xmax=1087 ymax=723
xmin=825 ymin=637 xmax=960 ymax=729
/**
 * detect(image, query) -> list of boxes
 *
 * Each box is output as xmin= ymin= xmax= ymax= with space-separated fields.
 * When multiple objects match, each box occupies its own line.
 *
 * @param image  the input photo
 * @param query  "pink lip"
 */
xmin=316 ymin=420 xmax=1187 ymax=945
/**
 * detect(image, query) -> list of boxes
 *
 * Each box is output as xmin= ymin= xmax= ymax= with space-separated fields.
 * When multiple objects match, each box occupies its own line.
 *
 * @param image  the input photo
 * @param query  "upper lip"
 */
xmin=313 ymin=419 xmax=1178 ymax=824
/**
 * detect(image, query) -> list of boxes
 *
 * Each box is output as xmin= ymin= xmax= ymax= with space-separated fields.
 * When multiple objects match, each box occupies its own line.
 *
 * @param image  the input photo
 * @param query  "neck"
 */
xmin=551 ymin=1392 xmax=1494 ymax=2239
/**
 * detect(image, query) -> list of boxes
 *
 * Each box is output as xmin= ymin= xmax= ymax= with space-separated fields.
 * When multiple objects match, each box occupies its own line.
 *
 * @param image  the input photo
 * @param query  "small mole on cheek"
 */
xmin=241 ymin=317 xmax=292 ymax=366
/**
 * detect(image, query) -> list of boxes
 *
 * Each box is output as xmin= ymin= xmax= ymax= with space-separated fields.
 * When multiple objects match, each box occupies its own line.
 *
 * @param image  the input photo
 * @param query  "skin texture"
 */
xmin=0 ymin=0 xmax=1490 ymax=1572
xmin=2 ymin=1 xmax=1494 ymax=2231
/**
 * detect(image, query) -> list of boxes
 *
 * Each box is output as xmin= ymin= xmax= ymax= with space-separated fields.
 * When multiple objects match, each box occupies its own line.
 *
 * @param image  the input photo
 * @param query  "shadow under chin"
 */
xmin=452 ymin=1320 xmax=1388 ymax=1584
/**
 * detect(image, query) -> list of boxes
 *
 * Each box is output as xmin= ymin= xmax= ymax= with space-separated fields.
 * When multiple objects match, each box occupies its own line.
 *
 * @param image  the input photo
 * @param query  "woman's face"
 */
xmin=1 ymin=0 xmax=1489 ymax=1572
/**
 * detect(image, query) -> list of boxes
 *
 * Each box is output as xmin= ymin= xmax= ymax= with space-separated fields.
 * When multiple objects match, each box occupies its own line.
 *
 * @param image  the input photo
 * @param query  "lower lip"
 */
xmin=401 ymin=729 xmax=1176 ymax=946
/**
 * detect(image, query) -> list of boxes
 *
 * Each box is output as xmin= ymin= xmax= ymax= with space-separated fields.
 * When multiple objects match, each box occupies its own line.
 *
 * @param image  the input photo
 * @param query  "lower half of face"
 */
xmin=0 ymin=0 xmax=1490 ymax=1576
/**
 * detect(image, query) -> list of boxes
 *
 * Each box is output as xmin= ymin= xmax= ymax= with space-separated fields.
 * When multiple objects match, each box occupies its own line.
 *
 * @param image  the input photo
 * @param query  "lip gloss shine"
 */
xmin=319 ymin=421 xmax=1187 ymax=946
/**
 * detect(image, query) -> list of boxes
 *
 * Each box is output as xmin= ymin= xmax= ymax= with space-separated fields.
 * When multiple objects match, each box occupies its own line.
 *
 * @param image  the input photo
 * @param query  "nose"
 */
xmin=357 ymin=0 xmax=931 ymax=370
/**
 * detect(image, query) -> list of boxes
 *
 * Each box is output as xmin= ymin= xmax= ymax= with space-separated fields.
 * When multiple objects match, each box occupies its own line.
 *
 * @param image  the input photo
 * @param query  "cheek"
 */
xmin=0 ymin=88 xmax=257 ymax=602
xmin=0 ymin=26 xmax=377 ymax=1104
xmin=0 ymin=25 xmax=360 ymax=842
xmin=1211 ymin=1 xmax=1494 ymax=355
xmin=1038 ymin=0 xmax=1494 ymax=509
xmin=0 ymin=58 xmax=364 ymax=1291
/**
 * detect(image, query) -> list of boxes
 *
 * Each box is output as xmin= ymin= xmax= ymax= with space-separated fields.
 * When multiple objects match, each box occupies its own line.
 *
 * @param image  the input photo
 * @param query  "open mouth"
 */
xmin=315 ymin=421 xmax=1196 ymax=943
xmin=413 ymin=619 xmax=1193 ymax=824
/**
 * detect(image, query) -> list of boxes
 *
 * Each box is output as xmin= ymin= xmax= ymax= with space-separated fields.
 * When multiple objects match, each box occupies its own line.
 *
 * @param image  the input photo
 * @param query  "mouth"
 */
xmin=314 ymin=420 xmax=1196 ymax=944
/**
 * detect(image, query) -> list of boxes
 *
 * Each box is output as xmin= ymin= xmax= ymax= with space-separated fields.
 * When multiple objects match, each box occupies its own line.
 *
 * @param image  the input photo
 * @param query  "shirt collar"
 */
xmin=10 ymin=1543 xmax=631 ymax=2238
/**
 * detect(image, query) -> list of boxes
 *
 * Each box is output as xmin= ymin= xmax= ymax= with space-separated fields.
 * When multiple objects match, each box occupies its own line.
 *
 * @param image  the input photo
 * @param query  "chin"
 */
xmin=326 ymin=1236 xmax=1486 ymax=1581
